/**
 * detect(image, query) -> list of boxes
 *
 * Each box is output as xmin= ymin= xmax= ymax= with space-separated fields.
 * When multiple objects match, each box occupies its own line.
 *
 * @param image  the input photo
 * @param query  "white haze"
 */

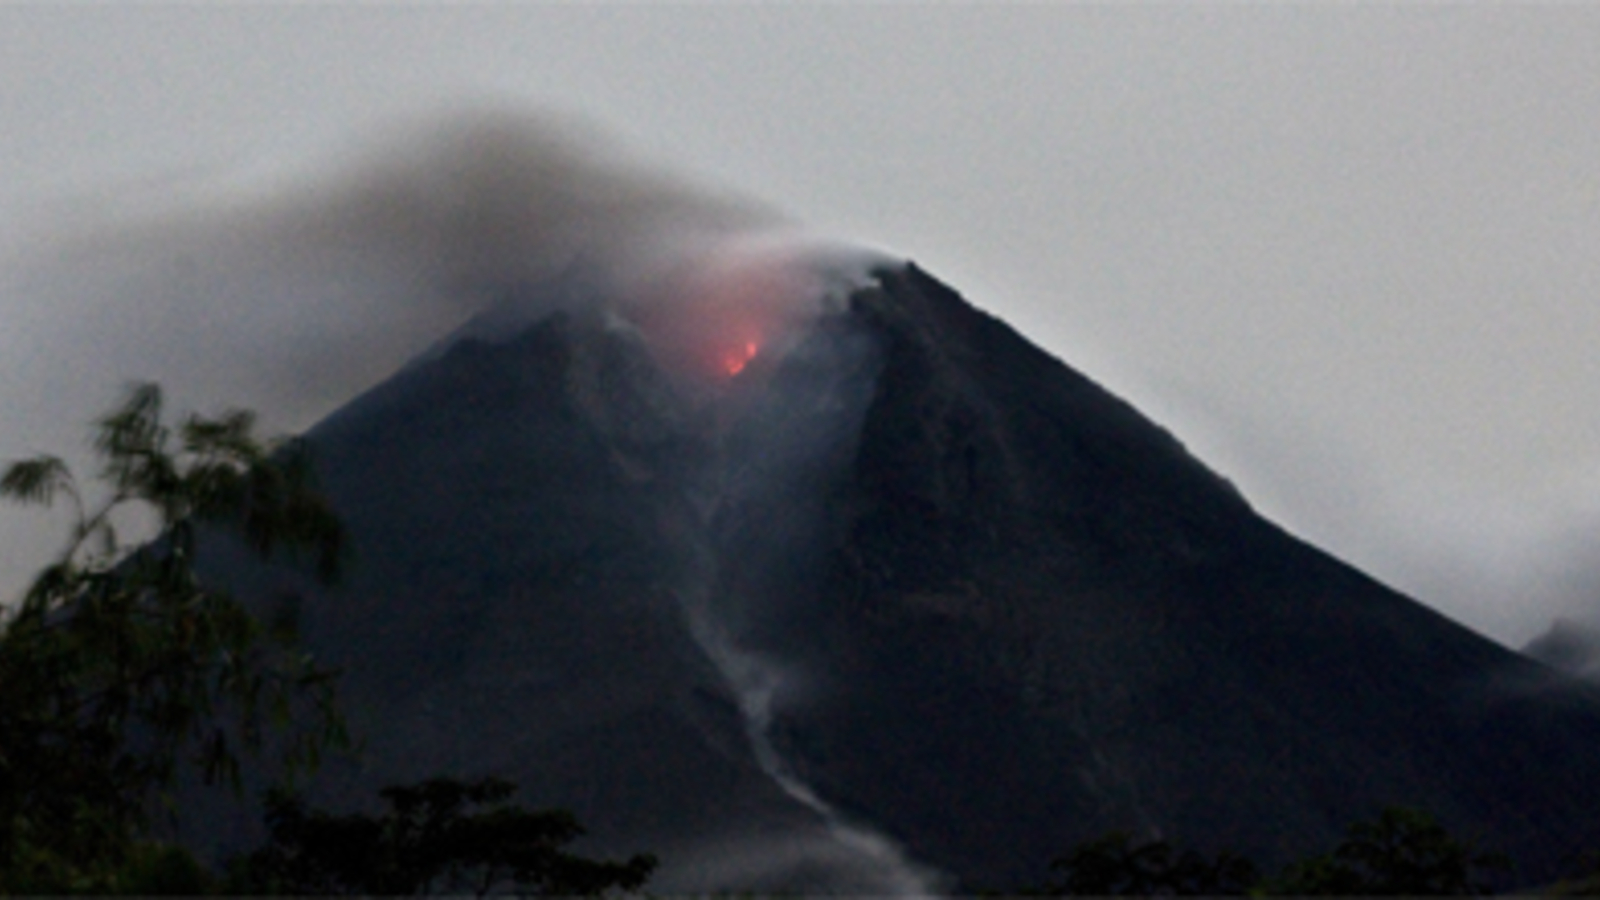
xmin=1162 ymin=385 xmax=1600 ymax=648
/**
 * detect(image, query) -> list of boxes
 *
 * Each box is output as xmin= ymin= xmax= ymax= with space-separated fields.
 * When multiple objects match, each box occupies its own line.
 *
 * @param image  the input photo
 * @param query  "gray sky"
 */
xmin=4 ymin=4 xmax=1600 ymax=646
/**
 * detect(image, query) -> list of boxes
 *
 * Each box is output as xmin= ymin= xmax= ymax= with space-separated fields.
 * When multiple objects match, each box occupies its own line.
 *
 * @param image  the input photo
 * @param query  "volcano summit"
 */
xmin=187 ymin=251 xmax=1600 ymax=893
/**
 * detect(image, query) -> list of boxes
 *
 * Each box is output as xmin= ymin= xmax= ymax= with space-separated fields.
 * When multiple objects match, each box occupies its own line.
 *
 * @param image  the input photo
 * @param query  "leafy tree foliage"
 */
xmin=229 ymin=776 xmax=657 ymax=896
xmin=1267 ymin=806 xmax=1509 ymax=896
xmin=1023 ymin=807 xmax=1509 ymax=896
xmin=1546 ymin=849 xmax=1600 ymax=896
xmin=1035 ymin=830 xmax=1258 ymax=896
xmin=0 ymin=384 xmax=348 ymax=892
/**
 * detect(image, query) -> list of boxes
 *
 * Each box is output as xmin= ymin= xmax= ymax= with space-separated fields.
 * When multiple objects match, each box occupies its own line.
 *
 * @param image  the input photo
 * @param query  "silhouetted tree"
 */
xmin=1027 ymin=831 xmax=1258 ymax=896
xmin=229 ymin=776 xmax=656 ymax=896
xmin=1023 ymin=807 xmax=1513 ymax=896
xmin=1547 ymin=849 xmax=1600 ymax=895
xmin=0 ymin=384 xmax=348 ymax=892
xmin=1266 ymin=806 xmax=1508 ymax=896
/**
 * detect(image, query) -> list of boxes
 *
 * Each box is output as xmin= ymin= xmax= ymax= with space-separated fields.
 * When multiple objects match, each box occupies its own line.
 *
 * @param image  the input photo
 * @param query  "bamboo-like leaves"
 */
xmin=0 ymin=383 xmax=351 ymax=890
xmin=0 ymin=456 xmax=73 ymax=507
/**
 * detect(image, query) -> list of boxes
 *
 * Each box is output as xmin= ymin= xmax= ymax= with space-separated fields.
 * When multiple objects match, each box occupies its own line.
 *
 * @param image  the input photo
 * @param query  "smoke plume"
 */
xmin=3 ymin=109 xmax=795 ymax=430
xmin=0 ymin=109 xmax=821 ymax=593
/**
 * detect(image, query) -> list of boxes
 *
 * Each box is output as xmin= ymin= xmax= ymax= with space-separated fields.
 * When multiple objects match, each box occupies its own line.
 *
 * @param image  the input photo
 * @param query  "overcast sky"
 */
xmin=4 ymin=4 xmax=1600 ymax=647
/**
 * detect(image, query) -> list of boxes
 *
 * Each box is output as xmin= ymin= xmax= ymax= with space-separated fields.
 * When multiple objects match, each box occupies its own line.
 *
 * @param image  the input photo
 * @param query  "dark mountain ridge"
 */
xmin=188 ymin=261 xmax=1600 ymax=892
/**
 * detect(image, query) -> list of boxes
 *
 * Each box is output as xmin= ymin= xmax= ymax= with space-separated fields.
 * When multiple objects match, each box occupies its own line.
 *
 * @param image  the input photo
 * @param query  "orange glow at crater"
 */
xmin=722 ymin=341 xmax=760 ymax=377
xmin=626 ymin=237 xmax=814 ymax=383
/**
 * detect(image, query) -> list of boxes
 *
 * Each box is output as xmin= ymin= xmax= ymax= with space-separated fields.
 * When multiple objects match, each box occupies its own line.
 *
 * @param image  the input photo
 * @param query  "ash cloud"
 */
xmin=0 ymin=108 xmax=813 ymax=594
xmin=3 ymin=109 xmax=790 ymax=436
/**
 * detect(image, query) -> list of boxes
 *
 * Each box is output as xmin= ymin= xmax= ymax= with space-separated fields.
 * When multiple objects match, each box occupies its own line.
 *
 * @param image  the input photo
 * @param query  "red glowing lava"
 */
xmin=722 ymin=341 xmax=759 ymax=376
xmin=625 ymin=237 xmax=813 ymax=382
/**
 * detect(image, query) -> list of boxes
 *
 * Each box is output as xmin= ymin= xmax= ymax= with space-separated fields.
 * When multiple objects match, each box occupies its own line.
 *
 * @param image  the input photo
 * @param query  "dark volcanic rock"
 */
xmin=740 ymin=266 xmax=1600 ymax=888
xmin=189 ymin=263 xmax=1600 ymax=892
xmin=190 ymin=310 xmax=860 ymax=892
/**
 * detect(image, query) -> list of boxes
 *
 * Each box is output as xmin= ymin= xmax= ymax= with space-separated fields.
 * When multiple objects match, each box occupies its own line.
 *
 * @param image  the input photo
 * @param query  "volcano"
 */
xmin=190 ymin=258 xmax=1600 ymax=892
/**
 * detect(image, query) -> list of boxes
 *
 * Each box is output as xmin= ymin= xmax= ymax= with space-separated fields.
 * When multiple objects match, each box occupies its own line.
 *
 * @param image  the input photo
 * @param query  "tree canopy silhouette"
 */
xmin=1036 ymin=830 xmax=1258 ymax=896
xmin=230 ymin=776 xmax=656 ymax=896
xmin=1020 ymin=806 xmax=1510 ymax=896
xmin=1267 ymin=806 xmax=1509 ymax=896
xmin=0 ymin=383 xmax=348 ymax=892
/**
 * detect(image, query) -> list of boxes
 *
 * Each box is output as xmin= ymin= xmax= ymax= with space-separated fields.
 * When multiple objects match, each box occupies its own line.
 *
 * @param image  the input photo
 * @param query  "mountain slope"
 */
xmin=191 ymin=261 xmax=1600 ymax=892
xmin=755 ymin=265 xmax=1600 ymax=887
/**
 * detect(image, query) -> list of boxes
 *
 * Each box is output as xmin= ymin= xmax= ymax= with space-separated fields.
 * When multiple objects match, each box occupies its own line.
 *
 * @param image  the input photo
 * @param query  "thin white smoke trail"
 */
xmin=675 ymin=582 xmax=945 ymax=897
xmin=661 ymin=298 xmax=948 ymax=896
